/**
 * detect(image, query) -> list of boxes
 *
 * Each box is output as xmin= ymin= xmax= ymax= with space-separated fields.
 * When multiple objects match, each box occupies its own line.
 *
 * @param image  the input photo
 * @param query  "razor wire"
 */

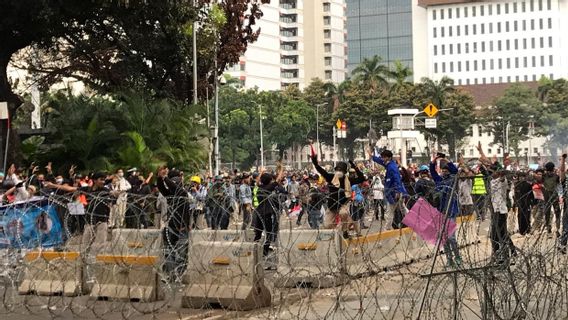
xmin=0 ymin=175 xmax=567 ymax=320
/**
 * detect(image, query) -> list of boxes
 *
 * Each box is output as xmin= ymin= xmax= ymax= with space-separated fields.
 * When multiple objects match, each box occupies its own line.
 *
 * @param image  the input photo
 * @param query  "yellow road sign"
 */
xmin=336 ymin=119 xmax=342 ymax=129
xmin=424 ymin=103 xmax=439 ymax=118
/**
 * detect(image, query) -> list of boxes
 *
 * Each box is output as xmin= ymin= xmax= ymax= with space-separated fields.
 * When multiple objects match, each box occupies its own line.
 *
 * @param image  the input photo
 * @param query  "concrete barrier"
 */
xmin=455 ymin=214 xmax=479 ymax=246
xmin=18 ymin=251 xmax=86 ymax=296
xmin=190 ymin=229 xmax=256 ymax=243
xmin=275 ymin=229 xmax=346 ymax=288
xmin=344 ymin=228 xmax=415 ymax=276
xmin=181 ymin=241 xmax=271 ymax=311
xmin=90 ymin=228 xmax=163 ymax=302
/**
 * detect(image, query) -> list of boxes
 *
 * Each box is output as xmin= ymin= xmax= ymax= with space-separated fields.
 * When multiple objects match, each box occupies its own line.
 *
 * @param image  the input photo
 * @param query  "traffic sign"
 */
xmin=336 ymin=119 xmax=342 ymax=129
xmin=425 ymin=118 xmax=437 ymax=129
xmin=423 ymin=103 xmax=439 ymax=118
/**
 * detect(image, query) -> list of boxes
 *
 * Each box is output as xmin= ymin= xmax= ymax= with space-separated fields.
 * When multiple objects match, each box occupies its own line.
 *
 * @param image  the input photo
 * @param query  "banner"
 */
xmin=0 ymin=199 xmax=64 ymax=249
xmin=402 ymin=198 xmax=457 ymax=246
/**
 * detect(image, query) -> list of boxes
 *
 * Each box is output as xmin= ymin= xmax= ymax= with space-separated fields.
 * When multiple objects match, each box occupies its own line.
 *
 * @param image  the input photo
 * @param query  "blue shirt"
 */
xmin=430 ymin=161 xmax=460 ymax=218
xmin=371 ymin=156 xmax=408 ymax=204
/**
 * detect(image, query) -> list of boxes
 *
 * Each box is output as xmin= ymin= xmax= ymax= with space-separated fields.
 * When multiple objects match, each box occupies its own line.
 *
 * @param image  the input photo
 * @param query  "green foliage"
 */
xmin=536 ymin=78 xmax=568 ymax=153
xmin=33 ymin=91 xmax=207 ymax=173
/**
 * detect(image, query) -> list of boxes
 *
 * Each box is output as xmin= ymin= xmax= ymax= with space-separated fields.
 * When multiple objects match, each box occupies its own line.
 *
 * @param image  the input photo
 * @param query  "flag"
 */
xmin=402 ymin=198 xmax=457 ymax=246
xmin=310 ymin=143 xmax=316 ymax=157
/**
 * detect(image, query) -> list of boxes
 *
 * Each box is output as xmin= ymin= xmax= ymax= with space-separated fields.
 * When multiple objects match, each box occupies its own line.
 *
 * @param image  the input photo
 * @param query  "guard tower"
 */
xmin=387 ymin=109 xmax=419 ymax=166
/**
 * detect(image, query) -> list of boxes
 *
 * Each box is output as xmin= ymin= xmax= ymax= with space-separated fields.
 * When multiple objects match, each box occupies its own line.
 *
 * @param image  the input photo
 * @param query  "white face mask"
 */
xmin=56 ymin=178 xmax=64 ymax=184
xmin=335 ymin=171 xmax=344 ymax=178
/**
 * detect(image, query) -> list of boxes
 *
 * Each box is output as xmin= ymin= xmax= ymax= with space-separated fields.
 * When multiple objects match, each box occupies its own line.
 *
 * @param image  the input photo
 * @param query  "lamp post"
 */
xmin=315 ymin=103 xmax=326 ymax=156
xmin=259 ymin=104 xmax=264 ymax=169
xmin=192 ymin=0 xmax=198 ymax=105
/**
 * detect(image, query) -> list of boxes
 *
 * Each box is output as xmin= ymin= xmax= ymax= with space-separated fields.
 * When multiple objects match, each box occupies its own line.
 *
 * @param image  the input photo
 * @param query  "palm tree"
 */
xmin=387 ymin=60 xmax=413 ymax=92
xmin=420 ymin=76 xmax=455 ymax=109
xmin=352 ymin=56 xmax=388 ymax=93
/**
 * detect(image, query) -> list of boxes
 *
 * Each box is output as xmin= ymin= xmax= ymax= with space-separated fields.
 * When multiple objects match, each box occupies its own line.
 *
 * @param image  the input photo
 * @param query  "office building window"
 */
xmin=457 ymin=43 xmax=461 ymax=54
xmin=539 ymin=0 xmax=543 ymax=10
xmin=473 ymin=24 xmax=477 ymax=35
xmin=473 ymin=42 xmax=477 ymax=53
xmin=497 ymin=22 xmax=501 ymax=33
xmin=325 ymin=70 xmax=332 ymax=80
xmin=457 ymin=25 xmax=460 ymax=36
xmin=531 ymin=19 xmax=535 ymax=30
xmin=441 ymin=9 xmax=444 ymax=19
xmin=450 ymin=62 xmax=454 ymax=72
xmin=465 ymin=43 xmax=469 ymax=53
xmin=449 ymin=26 xmax=453 ymax=37
xmin=323 ymin=16 xmax=331 ymax=25
xmin=524 ymin=75 xmax=529 ymax=81
xmin=441 ymin=27 xmax=445 ymax=37
xmin=506 ymin=40 xmax=510 ymax=50
xmin=506 ymin=21 xmax=509 ymax=32
xmin=507 ymin=58 xmax=511 ymax=69
xmin=324 ymin=57 xmax=331 ymax=66
xmin=548 ymin=18 xmax=552 ymax=29
xmin=323 ymin=2 xmax=330 ymax=11
xmin=433 ymin=10 xmax=436 ymax=20
xmin=434 ymin=45 xmax=437 ymax=56
xmin=498 ymin=58 xmax=502 ymax=69
xmin=497 ymin=4 xmax=501 ymax=14
xmin=540 ymin=37 xmax=544 ymax=48
xmin=458 ymin=61 xmax=462 ymax=72
xmin=524 ymin=57 xmax=528 ymax=67
xmin=324 ymin=43 xmax=331 ymax=52
xmin=515 ymin=57 xmax=519 ymax=68
xmin=530 ymin=0 xmax=534 ymax=11
xmin=481 ymin=42 xmax=485 ymax=52
xmin=522 ymin=1 xmax=526 ymax=12
xmin=480 ymin=5 xmax=484 ymax=16
xmin=464 ymin=7 xmax=468 ymax=17
xmin=472 ymin=6 xmax=476 ymax=17
xmin=324 ymin=29 xmax=331 ymax=39
xmin=513 ymin=2 xmax=518 ymax=12
xmin=514 ymin=39 xmax=518 ymax=50
xmin=466 ymin=60 xmax=470 ymax=71
xmin=474 ymin=60 xmax=478 ymax=71
xmin=547 ymin=0 xmax=551 ymax=10
xmin=549 ymin=36 xmax=552 ymax=47
xmin=449 ymin=8 xmax=452 ymax=19
xmin=523 ymin=20 xmax=526 ymax=31
xmin=523 ymin=38 xmax=527 ymax=49
xmin=489 ymin=23 xmax=493 ymax=33
xmin=433 ymin=27 xmax=437 ymax=38
xmin=490 ymin=59 xmax=494 ymax=69
xmin=482 ymin=60 xmax=486 ymax=70
xmin=539 ymin=18 xmax=543 ymax=29
xmin=458 ymin=79 xmax=462 ymax=85
xmin=507 ymin=76 xmax=511 ymax=82
xmin=434 ymin=63 xmax=438 ymax=73
xmin=532 ymin=56 xmax=536 ymax=67
xmin=481 ymin=23 xmax=485 ymax=34
xmin=442 ymin=44 xmax=445 ymax=55
xmin=474 ymin=78 xmax=478 ymax=85
xmin=442 ymin=62 xmax=446 ymax=73
xmin=498 ymin=40 xmax=502 ymax=51
xmin=488 ymin=4 xmax=493 ymax=15
xmin=466 ymin=79 xmax=470 ymax=85
xmin=491 ymin=77 xmax=494 ymax=83
xmin=549 ymin=55 xmax=553 ymax=66
xmin=514 ymin=21 xmax=518 ymax=32
xmin=499 ymin=76 xmax=503 ymax=82
xmin=531 ymin=38 xmax=535 ymax=49
xmin=533 ymin=75 xmax=537 ymax=81
xmin=505 ymin=3 xmax=510 ymax=13
xmin=465 ymin=25 xmax=469 ymax=35
xmin=541 ymin=56 xmax=545 ymax=67
xmin=449 ymin=44 xmax=453 ymax=55
xmin=456 ymin=7 xmax=460 ymax=18
xmin=490 ymin=41 xmax=493 ymax=51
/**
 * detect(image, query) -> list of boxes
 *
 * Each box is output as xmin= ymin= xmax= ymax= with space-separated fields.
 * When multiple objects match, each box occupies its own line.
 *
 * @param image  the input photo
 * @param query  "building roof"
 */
xmin=418 ymin=0 xmax=481 ymax=7
xmin=456 ymin=82 xmax=539 ymax=106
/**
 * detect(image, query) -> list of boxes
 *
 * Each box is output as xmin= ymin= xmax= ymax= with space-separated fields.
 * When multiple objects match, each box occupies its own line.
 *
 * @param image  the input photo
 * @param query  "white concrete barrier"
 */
xmin=181 ymin=241 xmax=271 ymax=311
xmin=275 ymin=229 xmax=346 ymax=288
xmin=89 ymin=229 xmax=164 ymax=301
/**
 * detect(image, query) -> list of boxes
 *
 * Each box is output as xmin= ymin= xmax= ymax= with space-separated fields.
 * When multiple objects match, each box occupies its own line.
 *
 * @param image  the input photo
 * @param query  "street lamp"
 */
xmin=315 ymin=103 xmax=326 ymax=156
xmin=252 ymin=101 xmax=265 ymax=169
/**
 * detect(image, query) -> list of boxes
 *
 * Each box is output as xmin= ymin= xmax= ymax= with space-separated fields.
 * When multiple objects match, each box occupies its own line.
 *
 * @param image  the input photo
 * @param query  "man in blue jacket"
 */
xmin=370 ymin=149 xmax=408 ymax=228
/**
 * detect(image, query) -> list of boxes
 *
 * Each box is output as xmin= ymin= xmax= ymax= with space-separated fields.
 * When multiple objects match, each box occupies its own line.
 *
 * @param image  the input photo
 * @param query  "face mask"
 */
xmin=117 ymin=172 xmax=124 ymax=178
xmin=56 ymin=178 xmax=64 ymax=184
xmin=335 ymin=171 xmax=344 ymax=178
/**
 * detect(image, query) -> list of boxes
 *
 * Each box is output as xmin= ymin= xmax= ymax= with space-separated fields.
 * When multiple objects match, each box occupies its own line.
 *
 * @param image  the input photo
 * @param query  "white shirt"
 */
xmin=490 ymin=178 xmax=509 ymax=214
xmin=372 ymin=177 xmax=384 ymax=200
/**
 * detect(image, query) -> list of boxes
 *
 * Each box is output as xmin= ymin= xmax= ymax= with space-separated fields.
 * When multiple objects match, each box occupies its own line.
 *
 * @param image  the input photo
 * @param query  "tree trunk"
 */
xmin=0 ymin=51 xmax=23 ymax=168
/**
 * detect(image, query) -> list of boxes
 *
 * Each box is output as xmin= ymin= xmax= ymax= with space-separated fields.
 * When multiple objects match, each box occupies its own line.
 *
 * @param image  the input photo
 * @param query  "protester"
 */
xmin=558 ymin=154 xmax=568 ymax=254
xmin=239 ymin=173 xmax=253 ymax=230
xmin=254 ymin=167 xmax=285 ymax=257
xmin=514 ymin=171 xmax=534 ymax=235
xmin=370 ymin=172 xmax=386 ymax=220
xmin=188 ymin=175 xmax=207 ymax=230
xmin=542 ymin=162 xmax=561 ymax=237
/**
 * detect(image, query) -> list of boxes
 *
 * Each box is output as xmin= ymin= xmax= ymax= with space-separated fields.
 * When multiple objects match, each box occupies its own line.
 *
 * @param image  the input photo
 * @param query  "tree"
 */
xmin=486 ymin=83 xmax=540 ymax=158
xmin=536 ymin=78 xmax=568 ymax=154
xmin=387 ymin=60 xmax=413 ymax=93
xmin=419 ymin=76 xmax=455 ymax=110
xmin=302 ymin=78 xmax=334 ymax=154
xmin=352 ymin=55 xmax=389 ymax=93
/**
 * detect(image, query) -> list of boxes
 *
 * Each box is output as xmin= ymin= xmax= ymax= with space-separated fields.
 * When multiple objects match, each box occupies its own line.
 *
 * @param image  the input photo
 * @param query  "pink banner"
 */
xmin=402 ymin=198 xmax=457 ymax=246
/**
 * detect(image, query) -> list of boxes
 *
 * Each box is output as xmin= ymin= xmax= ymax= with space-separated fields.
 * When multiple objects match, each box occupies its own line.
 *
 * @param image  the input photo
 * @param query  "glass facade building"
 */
xmin=346 ymin=0 xmax=413 ymax=76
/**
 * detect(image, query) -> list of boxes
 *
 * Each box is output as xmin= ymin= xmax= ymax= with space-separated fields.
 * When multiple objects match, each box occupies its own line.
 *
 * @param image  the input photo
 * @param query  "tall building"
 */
xmin=346 ymin=0 xmax=414 ymax=74
xmin=227 ymin=0 xmax=348 ymax=90
xmin=413 ymin=0 xmax=568 ymax=85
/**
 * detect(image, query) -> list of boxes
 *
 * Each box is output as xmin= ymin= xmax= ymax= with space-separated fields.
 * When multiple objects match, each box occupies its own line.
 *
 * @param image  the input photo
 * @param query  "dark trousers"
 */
xmin=544 ymin=196 xmax=561 ymax=233
xmin=490 ymin=212 xmax=515 ymax=259
xmin=560 ymin=201 xmax=568 ymax=248
xmin=253 ymin=212 xmax=275 ymax=256
xmin=373 ymin=199 xmax=385 ymax=220
xmin=517 ymin=204 xmax=531 ymax=235
xmin=210 ymin=206 xmax=229 ymax=230
xmin=473 ymin=194 xmax=487 ymax=220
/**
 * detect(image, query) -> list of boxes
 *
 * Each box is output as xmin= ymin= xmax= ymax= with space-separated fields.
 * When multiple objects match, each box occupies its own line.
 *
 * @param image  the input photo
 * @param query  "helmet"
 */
xmin=419 ymin=165 xmax=429 ymax=172
xmin=190 ymin=176 xmax=201 ymax=184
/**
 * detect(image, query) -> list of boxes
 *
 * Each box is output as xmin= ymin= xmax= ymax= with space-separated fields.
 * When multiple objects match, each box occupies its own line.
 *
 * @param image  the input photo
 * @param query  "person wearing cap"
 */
xmin=430 ymin=153 xmax=462 ymax=268
xmin=542 ymin=161 xmax=561 ymax=237
xmin=414 ymin=165 xmax=436 ymax=207
xmin=311 ymin=154 xmax=365 ymax=238
xmin=370 ymin=172 xmax=386 ymax=221
xmin=189 ymin=175 xmax=207 ymax=229
xmin=369 ymin=149 xmax=408 ymax=229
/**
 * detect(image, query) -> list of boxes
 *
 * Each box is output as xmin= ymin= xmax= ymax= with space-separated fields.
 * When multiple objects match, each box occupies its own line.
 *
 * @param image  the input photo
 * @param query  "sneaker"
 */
xmin=455 ymin=256 xmax=463 ymax=267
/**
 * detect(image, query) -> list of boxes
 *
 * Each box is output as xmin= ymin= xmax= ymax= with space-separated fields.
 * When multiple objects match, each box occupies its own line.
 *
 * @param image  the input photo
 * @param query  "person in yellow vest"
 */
xmin=472 ymin=168 xmax=488 ymax=221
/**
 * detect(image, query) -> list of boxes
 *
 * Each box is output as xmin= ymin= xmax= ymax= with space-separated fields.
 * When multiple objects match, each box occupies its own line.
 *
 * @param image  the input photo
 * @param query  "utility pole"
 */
xmin=214 ymin=58 xmax=220 ymax=175
xmin=259 ymin=104 xmax=264 ymax=169
xmin=192 ymin=0 xmax=198 ymax=105
xmin=332 ymin=126 xmax=337 ymax=167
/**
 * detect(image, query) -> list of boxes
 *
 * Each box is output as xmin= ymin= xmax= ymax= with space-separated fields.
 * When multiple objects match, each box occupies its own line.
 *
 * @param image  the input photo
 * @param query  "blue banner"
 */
xmin=0 ymin=199 xmax=64 ymax=249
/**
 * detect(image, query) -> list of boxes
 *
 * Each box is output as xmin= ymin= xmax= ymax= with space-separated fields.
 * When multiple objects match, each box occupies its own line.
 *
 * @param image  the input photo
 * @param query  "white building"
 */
xmin=226 ymin=0 xmax=348 ymax=91
xmin=413 ymin=0 xmax=568 ymax=85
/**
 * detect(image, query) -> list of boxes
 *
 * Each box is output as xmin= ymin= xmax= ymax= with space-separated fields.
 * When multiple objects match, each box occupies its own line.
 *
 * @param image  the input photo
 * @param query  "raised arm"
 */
xmin=311 ymin=155 xmax=333 ymax=183
xmin=430 ymin=162 xmax=442 ymax=183
xmin=560 ymin=154 xmax=566 ymax=182
xmin=349 ymin=160 xmax=366 ymax=185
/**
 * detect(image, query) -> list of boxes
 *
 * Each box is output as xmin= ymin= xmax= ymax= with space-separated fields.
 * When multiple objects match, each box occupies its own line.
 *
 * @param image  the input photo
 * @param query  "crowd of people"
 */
xmin=1 ymin=143 xmax=567 ymax=270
